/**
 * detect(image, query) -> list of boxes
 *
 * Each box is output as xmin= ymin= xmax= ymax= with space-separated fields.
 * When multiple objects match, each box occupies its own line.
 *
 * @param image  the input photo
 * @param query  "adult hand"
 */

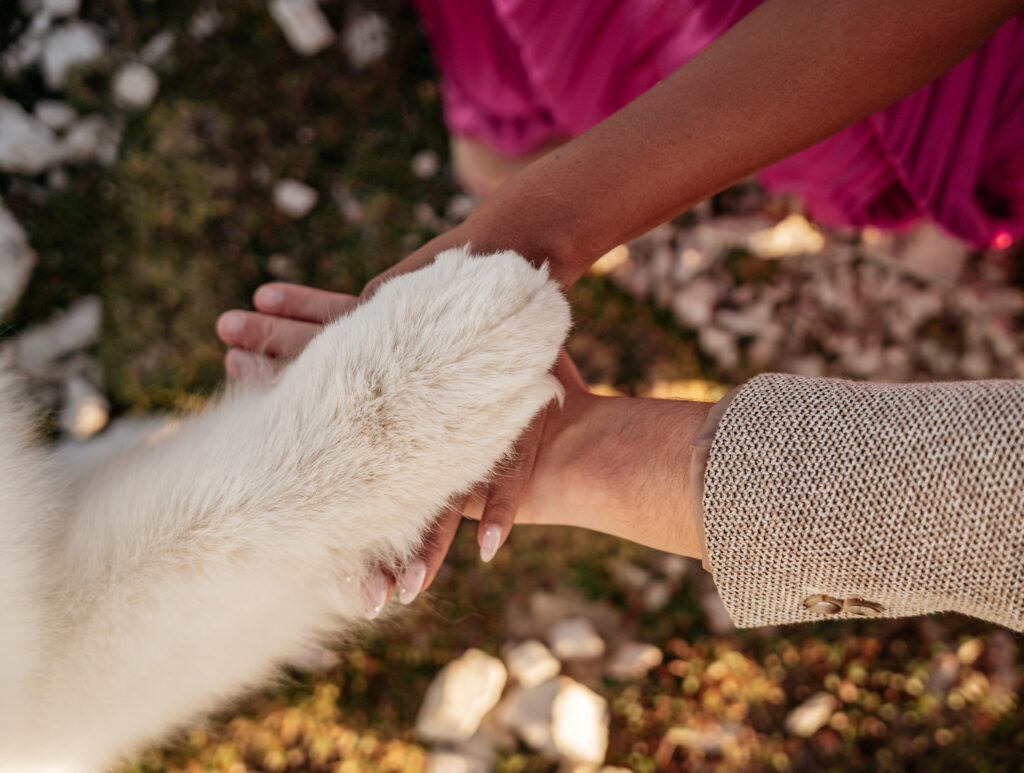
xmin=215 ymin=231 xmax=570 ymax=616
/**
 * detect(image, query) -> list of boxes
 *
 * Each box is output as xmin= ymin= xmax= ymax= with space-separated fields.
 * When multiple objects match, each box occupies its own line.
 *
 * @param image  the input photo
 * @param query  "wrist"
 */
xmin=554 ymin=395 xmax=711 ymax=558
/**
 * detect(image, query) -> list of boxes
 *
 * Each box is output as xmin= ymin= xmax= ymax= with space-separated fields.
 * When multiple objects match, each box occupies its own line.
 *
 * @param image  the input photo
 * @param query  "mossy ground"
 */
xmin=2 ymin=2 xmax=1022 ymax=771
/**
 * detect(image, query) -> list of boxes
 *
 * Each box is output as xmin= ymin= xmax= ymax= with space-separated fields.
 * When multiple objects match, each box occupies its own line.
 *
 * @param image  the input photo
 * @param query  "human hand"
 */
xmin=215 ymin=239 xmax=568 ymax=617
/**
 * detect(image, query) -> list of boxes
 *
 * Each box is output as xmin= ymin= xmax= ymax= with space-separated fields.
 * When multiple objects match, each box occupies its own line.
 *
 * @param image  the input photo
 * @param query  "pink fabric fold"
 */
xmin=412 ymin=0 xmax=1024 ymax=248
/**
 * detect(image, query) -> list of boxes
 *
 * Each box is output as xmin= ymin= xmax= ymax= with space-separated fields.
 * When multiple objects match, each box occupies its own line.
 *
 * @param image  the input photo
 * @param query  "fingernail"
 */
xmin=362 ymin=572 xmax=389 ymax=620
xmin=256 ymin=286 xmax=283 ymax=310
xmin=480 ymin=525 xmax=502 ymax=563
xmin=219 ymin=312 xmax=244 ymax=337
xmin=398 ymin=561 xmax=427 ymax=605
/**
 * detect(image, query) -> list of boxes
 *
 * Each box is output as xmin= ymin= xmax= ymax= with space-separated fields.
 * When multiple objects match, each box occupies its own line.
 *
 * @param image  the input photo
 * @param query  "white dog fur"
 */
xmin=0 ymin=248 xmax=570 ymax=772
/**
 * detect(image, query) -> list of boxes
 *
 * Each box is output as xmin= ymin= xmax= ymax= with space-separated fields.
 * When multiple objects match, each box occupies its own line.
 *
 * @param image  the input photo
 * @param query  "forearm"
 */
xmin=462 ymin=0 xmax=1022 ymax=286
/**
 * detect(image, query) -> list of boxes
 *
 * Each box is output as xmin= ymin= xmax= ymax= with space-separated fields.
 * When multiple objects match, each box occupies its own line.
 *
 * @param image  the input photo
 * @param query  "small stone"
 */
xmin=60 ymin=373 xmax=109 ymax=439
xmin=610 ymin=560 xmax=651 ymax=591
xmin=34 ymin=100 xmax=77 ymax=131
xmin=342 ymin=12 xmax=390 ymax=69
xmin=716 ymin=300 xmax=774 ymax=336
xmin=269 ymin=0 xmax=335 ymax=56
xmin=413 ymin=201 xmax=441 ymax=230
xmin=551 ymin=679 xmax=609 ymax=764
xmin=42 ymin=22 xmax=104 ymax=89
xmin=670 ymin=277 xmax=718 ymax=328
xmin=495 ymin=679 xmax=559 ymax=754
xmin=188 ymin=7 xmax=223 ymax=40
xmin=700 ymin=587 xmax=735 ymax=635
xmin=785 ymin=692 xmax=837 ymax=738
xmin=40 ymin=0 xmax=80 ymax=16
xmin=0 ymin=99 xmax=62 ymax=174
xmin=446 ymin=193 xmax=477 ymax=222
xmin=606 ymin=642 xmax=663 ymax=681
xmin=956 ymin=637 xmax=984 ymax=667
xmin=425 ymin=752 xmax=488 ymax=773
xmin=0 ymin=201 xmax=37 ymax=319
xmin=549 ymin=618 xmax=605 ymax=661
xmin=416 ymin=648 xmax=508 ymax=743
xmin=504 ymin=639 xmax=560 ymax=688
xmin=60 ymin=115 xmax=122 ymax=166
xmin=642 ymin=580 xmax=672 ymax=612
xmin=139 ymin=30 xmax=176 ymax=65
xmin=273 ymin=179 xmax=318 ymax=218
xmin=112 ymin=63 xmax=159 ymax=110
xmin=11 ymin=295 xmax=102 ymax=374
xmin=658 ymin=554 xmax=691 ymax=582
xmin=698 ymin=326 xmax=738 ymax=370
xmin=266 ymin=254 xmax=295 ymax=281
xmin=411 ymin=149 xmax=440 ymax=179
xmin=748 ymin=213 xmax=826 ymax=258
xmin=897 ymin=223 xmax=968 ymax=283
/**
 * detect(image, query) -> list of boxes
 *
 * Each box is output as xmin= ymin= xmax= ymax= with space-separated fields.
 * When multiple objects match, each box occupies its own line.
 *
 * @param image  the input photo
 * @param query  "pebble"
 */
xmin=10 ymin=295 xmax=102 ymax=374
xmin=605 ymin=642 xmax=663 ymax=681
xmin=503 ymin=639 xmax=560 ymax=688
xmin=60 ymin=115 xmax=122 ymax=166
xmin=41 ymin=21 xmax=104 ymax=89
xmin=0 ymin=201 xmax=37 ymax=318
xmin=697 ymin=325 xmax=739 ymax=370
xmin=268 ymin=0 xmax=335 ymax=56
xmin=670 ymin=276 xmax=718 ymax=328
xmin=39 ymin=0 xmax=81 ymax=17
xmin=60 ymin=373 xmax=109 ymax=439
xmin=139 ymin=30 xmax=176 ymax=66
xmin=411 ymin=149 xmax=440 ymax=179
xmin=425 ymin=752 xmax=488 ymax=773
xmin=342 ymin=12 xmax=390 ymax=69
xmin=0 ymin=98 xmax=62 ymax=174
xmin=748 ymin=213 xmax=826 ymax=258
xmin=112 ymin=63 xmax=159 ymax=110
xmin=548 ymin=617 xmax=605 ymax=660
xmin=34 ymin=100 xmax=77 ymax=131
xmin=642 ymin=580 xmax=672 ymax=612
xmin=551 ymin=679 xmax=609 ymax=764
xmin=785 ymin=692 xmax=837 ymax=737
xmin=273 ymin=179 xmax=318 ymax=218
xmin=416 ymin=648 xmax=507 ymax=743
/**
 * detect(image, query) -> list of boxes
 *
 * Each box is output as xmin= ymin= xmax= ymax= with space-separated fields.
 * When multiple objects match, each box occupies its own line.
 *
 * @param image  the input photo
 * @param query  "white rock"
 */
xmin=549 ymin=618 xmax=605 ymax=661
xmin=139 ymin=30 xmax=176 ymax=65
xmin=41 ymin=0 xmax=80 ymax=16
xmin=785 ymin=692 xmax=837 ymax=737
xmin=551 ymin=679 xmax=609 ymax=764
xmin=112 ymin=63 xmax=159 ymax=110
xmin=411 ymin=149 xmax=440 ymax=179
xmin=698 ymin=325 xmax=738 ymax=369
xmin=642 ymin=580 xmax=672 ymax=612
xmin=699 ymin=587 xmax=735 ymax=635
xmin=189 ymin=7 xmax=223 ymax=40
xmin=0 ymin=201 xmax=37 ymax=319
xmin=426 ymin=752 xmax=488 ymax=773
xmin=342 ymin=12 xmax=390 ymax=69
xmin=34 ymin=100 xmax=77 ymax=131
xmin=416 ymin=648 xmax=508 ymax=743
xmin=42 ymin=22 xmax=104 ymax=90
xmin=748 ymin=213 xmax=826 ymax=258
xmin=273 ymin=179 xmax=318 ymax=218
xmin=446 ymin=193 xmax=477 ymax=222
xmin=496 ymin=679 xmax=560 ymax=754
xmin=60 ymin=373 xmax=109 ymax=439
xmin=0 ymin=99 xmax=63 ymax=174
xmin=60 ymin=115 xmax=122 ymax=166
xmin=269 ymin=0 xmax=335 ymax=56
xmin=610 ymin=560 xmax=651 ymax=591
xmin=716 ymin=300 xmax=774 ymax=337
xmin=11 ymin=295 xmax=102 ymax=374
xmin=504 ymin=639 xmax=560 ymax=688
xmin=670 ymin=276 xmax=718 ymax=328
xmin=606 ymin=642 xmax=663 ymax=681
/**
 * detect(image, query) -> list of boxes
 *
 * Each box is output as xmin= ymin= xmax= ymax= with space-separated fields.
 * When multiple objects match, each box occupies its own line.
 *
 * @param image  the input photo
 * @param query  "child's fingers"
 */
xmin=477 ymin=410 xmax=547 ymax=563
xmin=253 ymin=283 xmax=357 ymax=324
xmin=216 ymin=310 xmax=321 ymax=357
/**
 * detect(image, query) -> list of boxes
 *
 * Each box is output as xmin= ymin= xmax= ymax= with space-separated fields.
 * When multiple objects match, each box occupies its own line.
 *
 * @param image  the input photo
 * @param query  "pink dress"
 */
xmin=412 ymin=0 xmax=1024 ymax=249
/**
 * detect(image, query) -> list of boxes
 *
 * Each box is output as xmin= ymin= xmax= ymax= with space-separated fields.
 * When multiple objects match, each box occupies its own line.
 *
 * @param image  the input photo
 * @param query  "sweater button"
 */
xmin=843 ymin=598 xmax=884 ymax=617
xmin=803 ymin=594 xmax=842 ymax=614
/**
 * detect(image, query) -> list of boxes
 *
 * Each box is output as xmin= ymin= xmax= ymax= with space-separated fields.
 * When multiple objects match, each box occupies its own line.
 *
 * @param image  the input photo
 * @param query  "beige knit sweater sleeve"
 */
xmin=698 ymin=373 xmax=1024 ymax=631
